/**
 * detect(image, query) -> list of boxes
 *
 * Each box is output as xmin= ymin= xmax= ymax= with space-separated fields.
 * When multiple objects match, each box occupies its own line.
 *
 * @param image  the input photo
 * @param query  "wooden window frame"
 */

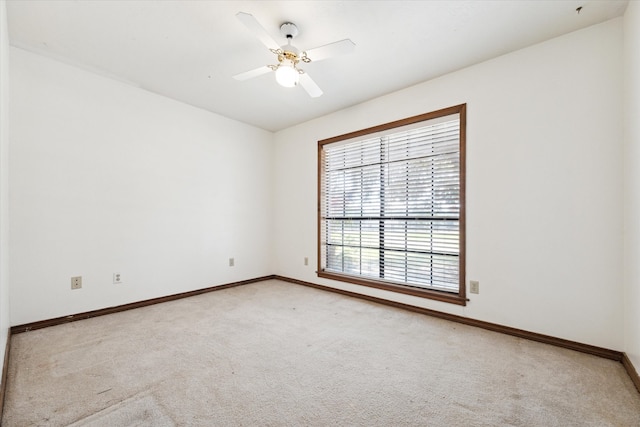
xmin=317 ymin=104 xmax=466 ymax=306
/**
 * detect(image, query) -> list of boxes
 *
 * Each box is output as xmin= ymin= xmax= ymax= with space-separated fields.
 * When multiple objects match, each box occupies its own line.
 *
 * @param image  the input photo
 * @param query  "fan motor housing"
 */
xmin=278 ymin=50 xmax=300 ymax=65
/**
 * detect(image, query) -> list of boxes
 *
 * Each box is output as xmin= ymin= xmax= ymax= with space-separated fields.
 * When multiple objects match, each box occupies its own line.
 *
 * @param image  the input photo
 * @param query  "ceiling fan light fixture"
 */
xmin=235 ymin=12 xmax=354 ymax=97
xmin=275 ymin=59 xmax=299 ymax=87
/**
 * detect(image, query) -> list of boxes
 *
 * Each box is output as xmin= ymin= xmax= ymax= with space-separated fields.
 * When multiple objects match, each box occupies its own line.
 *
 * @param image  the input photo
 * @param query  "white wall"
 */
xmin=9 ymin=47 xmax=273 ymax=325
xmin=5 ymin=9 xmax=630 ymax=355
xmin=0 ymin=0 xmax=10 ymax=361
xmin=624 ymin=1 xmax=640 ymax=369
xmin=274 ymin=19 xmax=624 ymax=350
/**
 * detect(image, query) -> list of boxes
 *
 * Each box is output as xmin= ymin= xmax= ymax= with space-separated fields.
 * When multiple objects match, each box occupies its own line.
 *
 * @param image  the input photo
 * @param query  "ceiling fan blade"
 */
xmin=233 ymin=65 xmax=273 ymax=81
xmin=236 ymin=12 xmax=281 ymax=52
xmin=303 ymin=39 xmax=355 ymax=62
xmin=299 ymin=73 xmax=323 ymax=98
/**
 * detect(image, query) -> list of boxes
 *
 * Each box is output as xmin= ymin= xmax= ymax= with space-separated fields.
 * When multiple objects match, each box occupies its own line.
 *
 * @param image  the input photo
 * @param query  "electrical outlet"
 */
xmin=113 ymin=273 xmax=122 ymax=284
xmin=304 ymin=257 xmax=309 ymax=266
xmin=71 ymin=276 xmax=82 ymax=290
xmin=229 ymin=258 xmax=234 ymax=267
xmin=470 ymin=280 xmax=480 ymax=294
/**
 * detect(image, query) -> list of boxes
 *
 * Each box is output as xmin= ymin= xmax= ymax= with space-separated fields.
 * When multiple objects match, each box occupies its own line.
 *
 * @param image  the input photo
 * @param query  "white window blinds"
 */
xmin=319 ymin=113 xmax=462 ymax=294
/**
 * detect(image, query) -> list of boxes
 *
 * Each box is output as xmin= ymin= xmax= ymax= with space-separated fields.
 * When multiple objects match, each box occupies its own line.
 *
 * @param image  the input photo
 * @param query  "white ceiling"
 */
xmin=6 ymin=0 xmax=629 ymax=132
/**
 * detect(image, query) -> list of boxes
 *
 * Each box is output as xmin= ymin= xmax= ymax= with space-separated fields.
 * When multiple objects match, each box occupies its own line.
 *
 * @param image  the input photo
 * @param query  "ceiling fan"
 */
xmin=233 ymin=12 xmax=355 ymax=98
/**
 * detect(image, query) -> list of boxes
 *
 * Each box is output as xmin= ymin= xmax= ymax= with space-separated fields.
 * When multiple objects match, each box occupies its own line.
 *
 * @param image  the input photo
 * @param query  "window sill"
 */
xmin=317 ymin=271 xmax=467 ymax=306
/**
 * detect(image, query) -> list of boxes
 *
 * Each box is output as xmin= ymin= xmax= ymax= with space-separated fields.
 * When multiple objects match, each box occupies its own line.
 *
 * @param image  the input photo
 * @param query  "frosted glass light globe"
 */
xmin=275 ymin=60 xmax=299 ymax=87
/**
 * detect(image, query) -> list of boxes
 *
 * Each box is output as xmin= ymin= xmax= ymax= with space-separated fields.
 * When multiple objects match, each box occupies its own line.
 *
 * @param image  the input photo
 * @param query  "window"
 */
xmin=318 ymin=104 xmax=466 ymax=305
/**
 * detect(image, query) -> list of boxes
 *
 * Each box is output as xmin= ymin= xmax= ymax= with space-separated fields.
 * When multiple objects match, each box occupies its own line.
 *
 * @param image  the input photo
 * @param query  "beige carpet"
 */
xmin=2 ymin=279 xmax=639 ymax=426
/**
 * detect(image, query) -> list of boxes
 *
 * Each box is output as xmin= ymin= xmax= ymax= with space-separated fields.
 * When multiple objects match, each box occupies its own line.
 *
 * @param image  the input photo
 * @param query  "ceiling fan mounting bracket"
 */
xmin=280 ymin=22 xmax=299 ymax=40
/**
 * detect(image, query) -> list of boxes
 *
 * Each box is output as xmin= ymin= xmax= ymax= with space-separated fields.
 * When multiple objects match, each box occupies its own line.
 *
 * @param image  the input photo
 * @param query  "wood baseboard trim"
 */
xmin=622 ymin=353 xmax=640 ymax=393
xmin=6 ymin=274 xmax=635 ymax=397
xmin=0 ymin=329 xmax=12 ymax=423
xmin=274 ymin=275 xmax=623 ymax=362
xmin=10 ymin=275 xmax=276 ymax=335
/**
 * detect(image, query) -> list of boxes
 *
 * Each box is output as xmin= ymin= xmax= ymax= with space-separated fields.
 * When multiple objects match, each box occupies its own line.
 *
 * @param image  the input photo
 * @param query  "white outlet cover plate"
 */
xmin=470 ymin=280 xmax=479 ymax=294
xmin=71 ymin=276 xmax=82 ymax=290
